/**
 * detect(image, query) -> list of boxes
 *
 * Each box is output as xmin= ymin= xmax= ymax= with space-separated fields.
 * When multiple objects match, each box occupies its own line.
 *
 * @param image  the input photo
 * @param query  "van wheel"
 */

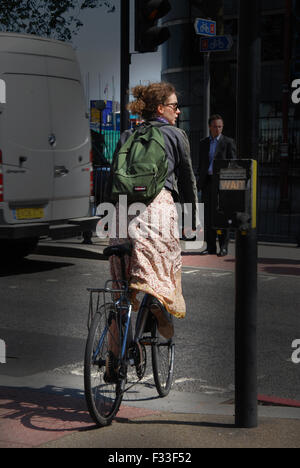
xmin=0 ymin=238 xmax=39 ymax=262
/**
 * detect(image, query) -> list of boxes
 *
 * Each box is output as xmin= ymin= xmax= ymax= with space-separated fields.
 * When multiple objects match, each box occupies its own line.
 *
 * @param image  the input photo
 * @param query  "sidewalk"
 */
xmin=1 ymin=383 xmax=300 ymax=448
xmin=181 ymin=239 xmax=299 ymax=276
xmin=0 ymin=237 xmax=299 ymax=448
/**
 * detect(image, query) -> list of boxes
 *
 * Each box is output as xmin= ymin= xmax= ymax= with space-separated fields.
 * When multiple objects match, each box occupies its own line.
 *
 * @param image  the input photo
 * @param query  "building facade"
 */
xmin=161 ymin=0 xmax=300 ymax=243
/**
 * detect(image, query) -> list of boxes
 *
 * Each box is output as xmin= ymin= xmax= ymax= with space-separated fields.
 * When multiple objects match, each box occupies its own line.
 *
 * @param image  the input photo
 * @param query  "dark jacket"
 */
xmin=105 ymin=121 xmax=198 ymax=227
xmin=197 ymin=134 xmax=237 ymax=190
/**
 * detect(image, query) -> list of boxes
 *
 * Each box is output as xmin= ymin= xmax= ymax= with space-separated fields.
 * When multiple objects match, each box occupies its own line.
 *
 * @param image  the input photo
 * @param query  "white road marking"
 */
xmin=201 ymin=272 xmax=232 ymax=278
xmin=183 ymin=270 xmax=201 ymax=275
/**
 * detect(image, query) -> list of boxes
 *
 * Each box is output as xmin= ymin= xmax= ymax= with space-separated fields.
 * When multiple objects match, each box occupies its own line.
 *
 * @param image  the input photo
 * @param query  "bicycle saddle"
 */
xmin=103 ymin=243 xmax=133 ymax=258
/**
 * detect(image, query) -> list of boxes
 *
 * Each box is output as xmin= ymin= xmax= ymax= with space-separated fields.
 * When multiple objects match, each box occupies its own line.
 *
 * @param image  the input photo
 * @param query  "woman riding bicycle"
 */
xmin=105 ymin=82 xmax=198 ymax=376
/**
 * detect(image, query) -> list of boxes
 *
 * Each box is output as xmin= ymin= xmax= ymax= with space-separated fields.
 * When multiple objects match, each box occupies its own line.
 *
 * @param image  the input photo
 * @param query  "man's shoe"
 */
xmin=200 ymin=249 xmax=217 ymax=256
xmin=218 ymin=248 xmax=228 ymax=257
xmin=82 ymin=239 xmax=93 ymax=245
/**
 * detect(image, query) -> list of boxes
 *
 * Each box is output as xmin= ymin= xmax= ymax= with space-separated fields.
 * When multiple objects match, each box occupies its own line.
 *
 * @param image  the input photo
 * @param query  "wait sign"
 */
xmin=220 ymin=179 xmax=246 ymax=190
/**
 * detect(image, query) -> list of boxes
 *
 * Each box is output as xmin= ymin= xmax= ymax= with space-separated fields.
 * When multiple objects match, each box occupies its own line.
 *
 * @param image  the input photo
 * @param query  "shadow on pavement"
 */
xmin=0 ymin=385 xmax=94 ymax=435
xmin=0 ymin=243 xmax=107 ymax=278
xmin=36 ymin=245 xmax=107 ymax=261
xmin=0 ymin=258 xmax=74 ymax=278
xmin=114 ymin=415 xmax=235 ymax=429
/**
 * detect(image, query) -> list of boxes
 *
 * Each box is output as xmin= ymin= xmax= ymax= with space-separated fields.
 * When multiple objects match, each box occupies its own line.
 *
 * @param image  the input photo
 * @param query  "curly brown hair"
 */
xmin=127 ymin=82 xmax=176 ymax=121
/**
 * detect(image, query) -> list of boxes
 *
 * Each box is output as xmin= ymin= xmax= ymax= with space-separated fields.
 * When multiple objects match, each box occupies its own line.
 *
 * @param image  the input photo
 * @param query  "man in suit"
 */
xmin=197 ymin=114 xmax=236 ymax=256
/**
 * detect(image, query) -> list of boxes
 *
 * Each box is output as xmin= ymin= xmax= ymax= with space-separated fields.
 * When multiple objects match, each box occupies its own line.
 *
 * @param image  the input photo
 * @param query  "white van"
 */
xmin=0 ymin=33 xmax=97 ymax=260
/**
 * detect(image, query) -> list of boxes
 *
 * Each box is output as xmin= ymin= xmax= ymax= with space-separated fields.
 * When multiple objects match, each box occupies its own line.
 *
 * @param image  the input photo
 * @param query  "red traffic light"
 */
xmin=144 ymin=0 xmax=171 ymax=20
xmin=135 ymin=0 xmax=171 ymax=53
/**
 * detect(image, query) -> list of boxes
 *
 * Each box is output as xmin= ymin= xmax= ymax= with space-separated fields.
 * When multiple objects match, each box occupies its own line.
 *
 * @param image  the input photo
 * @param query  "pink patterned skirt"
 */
xmin=109 ymin=189 xmax=186 ymax=319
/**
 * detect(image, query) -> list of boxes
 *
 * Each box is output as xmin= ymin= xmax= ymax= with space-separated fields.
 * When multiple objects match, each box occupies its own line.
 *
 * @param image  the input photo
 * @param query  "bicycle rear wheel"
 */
xmin=84 ymin=304 xmax=123 ymax=426
xmin=151 ymin=314 xmax=175 ymax=397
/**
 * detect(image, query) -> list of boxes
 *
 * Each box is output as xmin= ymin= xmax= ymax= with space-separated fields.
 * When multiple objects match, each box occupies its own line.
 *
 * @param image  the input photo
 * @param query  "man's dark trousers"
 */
xmin=197 ymin=133 xmax=236 ymax=253
xmin=202 ymin=175 xmax=229 ymax=253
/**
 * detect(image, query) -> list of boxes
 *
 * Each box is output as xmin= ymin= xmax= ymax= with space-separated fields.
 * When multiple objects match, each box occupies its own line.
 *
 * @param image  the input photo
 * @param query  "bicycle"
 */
xmin=84 ymin=242 xmax=175 ymax=427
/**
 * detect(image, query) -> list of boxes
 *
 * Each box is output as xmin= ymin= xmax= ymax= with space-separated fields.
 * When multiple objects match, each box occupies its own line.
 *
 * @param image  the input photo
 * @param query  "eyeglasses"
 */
xmin=163 ymin=102 xmax=179 ymax=111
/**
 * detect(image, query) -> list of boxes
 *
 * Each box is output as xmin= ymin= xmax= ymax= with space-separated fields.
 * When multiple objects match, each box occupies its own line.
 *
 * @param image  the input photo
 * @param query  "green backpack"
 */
xmin=110 ymin=123 xmax=169 ymax=205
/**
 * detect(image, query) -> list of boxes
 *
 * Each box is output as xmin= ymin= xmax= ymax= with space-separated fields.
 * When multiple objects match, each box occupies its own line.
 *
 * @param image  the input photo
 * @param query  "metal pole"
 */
xmin=235 ymin=230 xmax=258 ymax=428
xmin=120 ymin=0 xmax=130 ymax=133
xmin=203 ymin=52 xmax=210 ymax=138
xmin=235 ymin=0 xmax=260 ymax=428
xmin=236 ymin=1 xmax=260 ymax=158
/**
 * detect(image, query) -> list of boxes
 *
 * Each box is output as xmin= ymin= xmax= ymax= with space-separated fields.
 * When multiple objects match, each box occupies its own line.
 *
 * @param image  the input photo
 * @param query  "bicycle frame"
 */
xmin=92 ymin=324 xmax=108 ymax=363
xmin=134 ymin=294 xmax=152 ymax=341
xmin=115 ymin=297 xmax=133 ymax=360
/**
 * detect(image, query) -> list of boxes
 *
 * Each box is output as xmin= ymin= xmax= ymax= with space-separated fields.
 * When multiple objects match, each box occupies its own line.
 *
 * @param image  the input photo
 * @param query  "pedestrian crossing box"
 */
xmin=211 ymin=159 xmax=257 ymax=231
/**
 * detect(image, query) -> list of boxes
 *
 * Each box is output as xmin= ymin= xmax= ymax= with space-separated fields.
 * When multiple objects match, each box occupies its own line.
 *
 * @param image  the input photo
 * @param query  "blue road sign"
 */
xmin=200 ymin=35 xmax=233 ymax=52
xmin=194 ymin=18 xmax=216 ymax=37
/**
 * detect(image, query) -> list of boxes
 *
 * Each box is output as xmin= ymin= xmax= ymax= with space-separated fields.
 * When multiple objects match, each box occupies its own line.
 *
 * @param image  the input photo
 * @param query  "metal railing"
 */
xmin=102 ymin=129 xmax=121 ymax=163
xmin=257 ymin=124 xmax=300 ymax=243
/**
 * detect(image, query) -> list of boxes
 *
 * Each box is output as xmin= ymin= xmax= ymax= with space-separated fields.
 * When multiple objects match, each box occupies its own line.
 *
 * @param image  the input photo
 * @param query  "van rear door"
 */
xmin=47 ymin=76 xmax=91 ymax=221
xmin=1 ymin=73 xmax=53 ymax=224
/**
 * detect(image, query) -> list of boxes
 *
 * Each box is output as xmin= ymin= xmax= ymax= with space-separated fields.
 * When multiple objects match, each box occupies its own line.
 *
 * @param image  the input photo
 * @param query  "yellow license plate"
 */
xmin=15 ymin=207 xmax=44 ymax=220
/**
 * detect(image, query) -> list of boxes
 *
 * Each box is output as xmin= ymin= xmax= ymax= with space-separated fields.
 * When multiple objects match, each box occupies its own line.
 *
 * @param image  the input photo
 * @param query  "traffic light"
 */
xmin=135 ymin=0 xmax=171 ymax=53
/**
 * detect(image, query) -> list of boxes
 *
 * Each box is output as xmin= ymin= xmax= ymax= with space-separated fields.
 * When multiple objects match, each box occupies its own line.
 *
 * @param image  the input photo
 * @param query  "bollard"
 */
xmin=235 ymin=229 xmax=258 ymax=428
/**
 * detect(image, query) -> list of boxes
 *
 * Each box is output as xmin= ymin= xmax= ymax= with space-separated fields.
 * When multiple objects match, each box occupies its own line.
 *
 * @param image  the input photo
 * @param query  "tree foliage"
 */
xmin=0 ymin=0 xmax=115 ymax=41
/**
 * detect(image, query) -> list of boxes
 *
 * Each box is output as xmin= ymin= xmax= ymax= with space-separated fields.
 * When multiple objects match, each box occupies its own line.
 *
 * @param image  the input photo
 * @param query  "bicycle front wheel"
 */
xmin=151 ymin=317 xmax=175 ymax=397
xmin=84 ymin=305 xmax=123 ymax=427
